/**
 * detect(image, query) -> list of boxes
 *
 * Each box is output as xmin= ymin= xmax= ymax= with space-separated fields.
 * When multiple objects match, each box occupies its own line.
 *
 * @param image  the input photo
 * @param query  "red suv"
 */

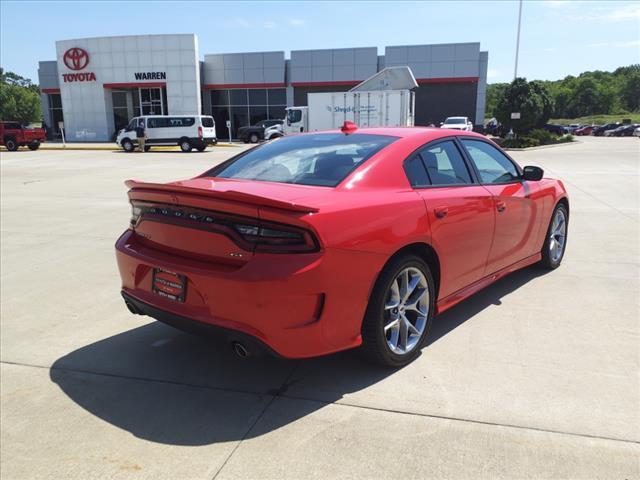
xmin=1 ymin=121 xmax=46 ymax=151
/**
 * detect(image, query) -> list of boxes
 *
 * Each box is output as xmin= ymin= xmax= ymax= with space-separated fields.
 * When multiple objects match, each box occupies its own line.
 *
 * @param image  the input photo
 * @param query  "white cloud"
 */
xmin=487 ymin=68 xmax=501 ymax=79
xmin=289 ymin=18 xmax=305 ymax=27
xmin=544 ymin=0 xmax=572 ymax=7
xmin=227 ymin=18 xmax=281 ymax=29
xmin=565 ymin=3 xmax=640 ymax=22
xmin=604 ymin=3 xmax=640 ymax=21
xmin=587 ymin=40 xmax=640 ymax=48
xmin=230 ymin=18 xmax=251 ymax=28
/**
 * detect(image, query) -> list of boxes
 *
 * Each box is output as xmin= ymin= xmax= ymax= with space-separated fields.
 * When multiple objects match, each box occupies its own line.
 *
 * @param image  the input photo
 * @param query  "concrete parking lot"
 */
xmin=1 ymin=137 xmax=639 ymax=479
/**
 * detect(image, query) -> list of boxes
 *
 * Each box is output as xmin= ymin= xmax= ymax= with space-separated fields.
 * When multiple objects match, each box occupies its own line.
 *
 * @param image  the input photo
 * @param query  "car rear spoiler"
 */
xmin=124 ymin=180 xmax=320 ymax=213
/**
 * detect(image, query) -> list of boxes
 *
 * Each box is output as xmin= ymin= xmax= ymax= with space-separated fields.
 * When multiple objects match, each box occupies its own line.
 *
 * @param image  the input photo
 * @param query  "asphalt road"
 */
xmin=1 ymin=137 xmax=639 ymax=479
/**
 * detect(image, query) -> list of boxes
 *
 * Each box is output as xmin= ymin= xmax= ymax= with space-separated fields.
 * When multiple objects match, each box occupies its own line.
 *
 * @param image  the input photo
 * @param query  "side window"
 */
xmin=419 ymin=140 xmax=472 ymax=185
xmin=404 ymin=154 xmax=430 ymax=187
xmin=149 ymin=118 xmax=169 ymax=128
xmin=167 ymin=117 xmax=195 ymax=127
xmin=462 ymin=139 xmax=520 ymax=184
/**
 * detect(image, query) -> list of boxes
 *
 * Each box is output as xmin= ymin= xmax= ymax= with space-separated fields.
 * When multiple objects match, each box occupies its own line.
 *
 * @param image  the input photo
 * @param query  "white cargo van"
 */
xmin=116 ymin=115 xmax=216 ymax=152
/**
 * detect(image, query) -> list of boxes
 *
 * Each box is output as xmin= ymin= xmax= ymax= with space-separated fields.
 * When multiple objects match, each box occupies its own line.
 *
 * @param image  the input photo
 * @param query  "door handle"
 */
xmin=434 ymin=206 xmax=448 ymax=218
xmin=496 ymin=201 xmax=507 ymax=212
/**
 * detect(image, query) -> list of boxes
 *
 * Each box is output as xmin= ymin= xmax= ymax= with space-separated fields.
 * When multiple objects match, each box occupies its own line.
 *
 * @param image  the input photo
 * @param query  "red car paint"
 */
xmin=574 ymin=125 xmax=594 ymax=136
xmin=115 ymin=127 xmax=568 ymax=358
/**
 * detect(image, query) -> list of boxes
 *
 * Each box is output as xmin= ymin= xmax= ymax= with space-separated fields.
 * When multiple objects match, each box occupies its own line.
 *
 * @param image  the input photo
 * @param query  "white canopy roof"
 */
xmin=350 ymin=66 xmax=418 ymax=92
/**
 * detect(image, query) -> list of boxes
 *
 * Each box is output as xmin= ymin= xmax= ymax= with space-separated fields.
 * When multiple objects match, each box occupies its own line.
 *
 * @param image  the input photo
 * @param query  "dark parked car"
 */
xmin=543 ymin=124 xmax=568 ymax=135
xmin=593 ymin=123 xmax=621 ymax=136
xmin=238 ymin=120 xmax=284 ymax=143
xmin=611 ymin=124 xmax=639 ymax=137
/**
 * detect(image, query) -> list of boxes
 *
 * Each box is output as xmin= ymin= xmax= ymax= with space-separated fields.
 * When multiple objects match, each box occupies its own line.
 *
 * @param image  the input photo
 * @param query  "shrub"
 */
xmin=527 ymin=129 xmax=555 ymax=144
xmin=501 ymin=137 xmax=540 ymax=148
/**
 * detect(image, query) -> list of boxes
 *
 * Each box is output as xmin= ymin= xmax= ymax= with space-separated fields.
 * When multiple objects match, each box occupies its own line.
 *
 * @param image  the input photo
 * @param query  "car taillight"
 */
xmin=130 ymin=204 xmax=142 ymax=227
xmin=130 ymin=202 xmax=319 ymax=253
xmin=198 ymin=126 xmax=203 ymax=138
xmin=233 ymin=222 xmax=318 ymax=253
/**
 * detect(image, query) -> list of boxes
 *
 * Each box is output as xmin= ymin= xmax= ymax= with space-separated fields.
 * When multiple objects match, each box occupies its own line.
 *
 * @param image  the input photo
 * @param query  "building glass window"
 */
xmin=230 ymin=89 xmax=248 ymax=106
xmin=139 ymin=87 xmax=164 ymax=115
xmin=112 ymin=91 xmax=129 ymax=133
xmin=267 ymin=89 xmax=286 ymax=105
xmin=47 ymin=93 xmax=64 ymax=139
xmin=209 ymin=88 xmax=286 ymax=140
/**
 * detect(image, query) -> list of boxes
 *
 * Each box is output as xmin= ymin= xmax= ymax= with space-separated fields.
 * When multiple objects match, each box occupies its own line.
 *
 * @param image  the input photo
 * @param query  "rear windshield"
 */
xmin=201 ymin=117 xmax=214 ymax=127
xmin=444 ymin=118 xmax=466 ymax=124
xmin=205 ymin=133 xmax=397 ymax=187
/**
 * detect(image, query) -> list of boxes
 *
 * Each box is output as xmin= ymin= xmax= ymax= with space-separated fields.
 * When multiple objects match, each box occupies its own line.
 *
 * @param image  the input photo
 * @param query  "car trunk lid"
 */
xmin=126 ymin=178 xmax=322 ymax=265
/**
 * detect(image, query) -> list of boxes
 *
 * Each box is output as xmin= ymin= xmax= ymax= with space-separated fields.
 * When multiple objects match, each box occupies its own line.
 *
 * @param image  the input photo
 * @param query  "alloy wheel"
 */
xmin=383 ymin=267 xmax=429 ymax=355
xmin=549 ymin=208 xmax=567 ymax=263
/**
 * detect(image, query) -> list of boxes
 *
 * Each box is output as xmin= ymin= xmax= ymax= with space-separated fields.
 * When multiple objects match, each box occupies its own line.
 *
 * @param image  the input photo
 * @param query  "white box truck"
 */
xmin=284 ymin=67 xmax=417 ymax=135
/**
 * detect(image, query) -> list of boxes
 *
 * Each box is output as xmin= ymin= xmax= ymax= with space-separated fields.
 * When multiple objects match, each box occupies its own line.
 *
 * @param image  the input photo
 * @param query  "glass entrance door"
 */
xmin=112 ymin=91 xmax=129 ymax=133
xmin=138 ymin=87 xmax=164 ymax=115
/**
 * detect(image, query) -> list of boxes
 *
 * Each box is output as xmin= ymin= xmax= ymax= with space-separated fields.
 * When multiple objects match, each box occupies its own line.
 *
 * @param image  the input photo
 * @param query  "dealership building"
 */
xmin=37 ymin=34 xmax=488 ymax=141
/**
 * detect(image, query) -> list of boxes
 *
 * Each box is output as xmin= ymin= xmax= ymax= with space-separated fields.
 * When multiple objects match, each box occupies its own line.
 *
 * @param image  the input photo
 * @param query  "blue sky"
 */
xmin=1 ymin=0 xmax=638 ymax=84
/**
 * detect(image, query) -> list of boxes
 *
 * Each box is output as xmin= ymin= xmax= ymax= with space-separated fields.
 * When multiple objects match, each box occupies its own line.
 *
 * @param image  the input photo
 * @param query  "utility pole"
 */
xmin=514 ymin=0 xmax=523 ymax=80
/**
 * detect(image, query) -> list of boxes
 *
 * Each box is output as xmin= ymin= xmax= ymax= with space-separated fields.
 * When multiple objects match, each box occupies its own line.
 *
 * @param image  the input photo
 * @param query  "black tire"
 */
xmin=27 ymin=141 xmax=40 ymax=151
xmin=5 ymin=138 xmax=18 ymax=151
xmin=539 ymin=203 xmax=569 ymax=270
xmin=144 ymin=145 xmax=151 ymax=152
xmin=196 ymin=145 xmax=206 ymax=152
xmin=361 ymin=254 xmax=435 ymax=367
xmin=249 ymin=133 xmax=259 ymax=144
xmin=122 ymin=139 xmax=134 ymax=152
xmin=179 ymin=139 xmax=192 ymax=152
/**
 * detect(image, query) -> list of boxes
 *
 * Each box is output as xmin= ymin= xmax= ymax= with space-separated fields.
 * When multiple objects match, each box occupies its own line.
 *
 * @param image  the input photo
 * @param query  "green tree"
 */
xmin=486 ymin=64 xmax=640 ymax=121
xmin=531 ymin=81 xmax=554 ymax=127
xmin=0 ymin=68 xmax=42 ymax=123
xmin=485 ymin=82 xmax=508 ymax=118
xmin=620 ymin=71 xmax=640 ymax=111
xmin=494 ymin=77 xmax=551 ymax=132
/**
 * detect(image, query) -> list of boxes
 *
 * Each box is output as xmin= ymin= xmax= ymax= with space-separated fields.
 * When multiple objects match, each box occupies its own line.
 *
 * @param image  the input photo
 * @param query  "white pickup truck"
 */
xmin=441 ymin=116 xmax=473 ymax=131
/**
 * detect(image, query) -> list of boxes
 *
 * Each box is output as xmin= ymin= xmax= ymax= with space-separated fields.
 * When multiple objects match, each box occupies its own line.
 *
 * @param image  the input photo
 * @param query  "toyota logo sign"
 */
xmin=63 ymin=48 xmax=89 ymax=71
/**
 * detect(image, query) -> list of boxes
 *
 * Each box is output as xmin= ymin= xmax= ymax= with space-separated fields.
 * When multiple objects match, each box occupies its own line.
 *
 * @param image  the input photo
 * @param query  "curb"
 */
xmin=503 ymin=140 xmax=579 ymax=152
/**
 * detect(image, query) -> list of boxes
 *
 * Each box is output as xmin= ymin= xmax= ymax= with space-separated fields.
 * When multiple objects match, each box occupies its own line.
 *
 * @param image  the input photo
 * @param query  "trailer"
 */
xmin=284 ymin=67 xmax=417 ymax=135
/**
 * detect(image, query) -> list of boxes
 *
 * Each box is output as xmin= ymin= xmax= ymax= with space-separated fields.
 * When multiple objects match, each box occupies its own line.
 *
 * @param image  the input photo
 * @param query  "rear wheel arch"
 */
xmin=381 ymin=242 xmax=441 ymax=302
xmin=556 ymin=196 xmax=569 ymax=214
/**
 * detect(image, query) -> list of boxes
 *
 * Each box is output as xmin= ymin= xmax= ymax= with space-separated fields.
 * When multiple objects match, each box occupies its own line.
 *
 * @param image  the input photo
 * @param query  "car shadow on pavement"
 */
xmin=49 ymin=265 xmax=546 ymax=446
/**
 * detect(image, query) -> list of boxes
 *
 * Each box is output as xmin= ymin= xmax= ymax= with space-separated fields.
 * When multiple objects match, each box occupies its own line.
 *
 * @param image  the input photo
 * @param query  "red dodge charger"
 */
xmin=116 ymin=125 xmax=569 ymax=367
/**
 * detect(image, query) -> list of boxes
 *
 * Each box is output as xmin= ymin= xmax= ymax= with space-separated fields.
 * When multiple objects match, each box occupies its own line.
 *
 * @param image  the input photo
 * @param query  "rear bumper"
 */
xmin=115 ymin=229 xmax=386 ymax=358
xmin=121 ymin=290 xmax=279 ymax=357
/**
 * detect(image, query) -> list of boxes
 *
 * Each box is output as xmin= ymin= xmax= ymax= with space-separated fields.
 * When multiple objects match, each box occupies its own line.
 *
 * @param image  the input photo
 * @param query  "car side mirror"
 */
xmin=522 ymin=165 xmax=544 ymax=181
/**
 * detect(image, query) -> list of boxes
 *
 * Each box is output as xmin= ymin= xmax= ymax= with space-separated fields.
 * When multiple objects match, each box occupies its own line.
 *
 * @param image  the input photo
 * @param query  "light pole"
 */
xmin=514 ymin=0 xmax=523 ymax=80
